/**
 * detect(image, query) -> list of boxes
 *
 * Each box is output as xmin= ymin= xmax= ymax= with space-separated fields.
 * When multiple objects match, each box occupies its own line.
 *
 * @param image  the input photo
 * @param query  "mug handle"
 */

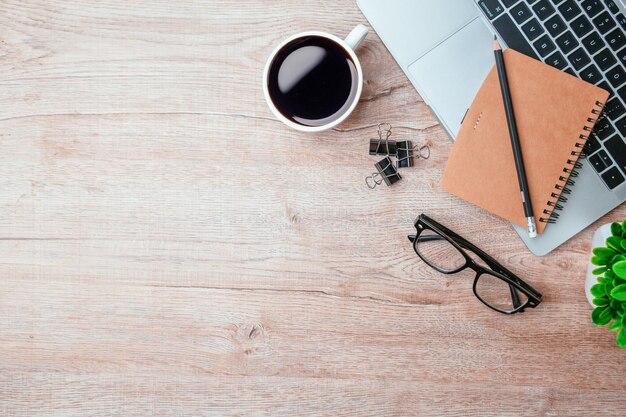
xmin=344 ymin=24 xmax=368 ymax=51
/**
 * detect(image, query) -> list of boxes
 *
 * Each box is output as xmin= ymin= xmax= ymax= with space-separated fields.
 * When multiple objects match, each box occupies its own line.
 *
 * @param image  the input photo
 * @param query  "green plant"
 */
xmin=590 ymin=220 xmax=626 ymax=348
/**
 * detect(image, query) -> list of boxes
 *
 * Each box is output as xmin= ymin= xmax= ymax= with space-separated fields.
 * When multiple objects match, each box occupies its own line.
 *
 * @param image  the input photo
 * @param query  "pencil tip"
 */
xmin=493 ymin=36 xmax=501 ymax=50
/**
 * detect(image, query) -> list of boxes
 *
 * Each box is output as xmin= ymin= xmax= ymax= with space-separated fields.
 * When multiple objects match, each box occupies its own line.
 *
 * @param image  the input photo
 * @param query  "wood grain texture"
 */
xmin=1 ymin=1 xmax=625 ymax=416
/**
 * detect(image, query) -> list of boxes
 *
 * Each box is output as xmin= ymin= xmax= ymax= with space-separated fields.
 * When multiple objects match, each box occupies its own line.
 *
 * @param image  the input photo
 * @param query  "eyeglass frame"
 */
xmin=407 ymin=214 xmax=542 ymax=314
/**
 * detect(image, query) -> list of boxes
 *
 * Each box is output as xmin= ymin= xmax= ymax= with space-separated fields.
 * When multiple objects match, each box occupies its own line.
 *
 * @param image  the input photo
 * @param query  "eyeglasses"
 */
xmin=407 ymin=214 xmax=542 ymax=314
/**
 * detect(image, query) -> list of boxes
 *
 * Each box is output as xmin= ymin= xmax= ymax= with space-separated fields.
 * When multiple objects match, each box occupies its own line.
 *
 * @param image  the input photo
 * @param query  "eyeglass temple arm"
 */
xmin=408 ymin=234 xmax=529 ymax=306
xmin=510 ymin=283 xmax=522 ymax=308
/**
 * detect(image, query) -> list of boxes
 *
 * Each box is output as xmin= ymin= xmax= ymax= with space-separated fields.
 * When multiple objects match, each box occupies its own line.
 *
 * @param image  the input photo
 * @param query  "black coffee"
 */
xmin=267 ymin=36 xmax=358 ymax=127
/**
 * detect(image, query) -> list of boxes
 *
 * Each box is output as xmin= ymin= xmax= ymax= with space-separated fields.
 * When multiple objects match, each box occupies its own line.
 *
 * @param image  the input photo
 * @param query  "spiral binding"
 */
xmin=539 ymin=100 xmax=606 ymax=224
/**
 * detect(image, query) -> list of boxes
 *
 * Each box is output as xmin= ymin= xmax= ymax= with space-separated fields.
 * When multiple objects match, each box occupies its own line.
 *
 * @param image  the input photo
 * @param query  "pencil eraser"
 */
xmin=527 ymin=217 xmax=537 ymax=238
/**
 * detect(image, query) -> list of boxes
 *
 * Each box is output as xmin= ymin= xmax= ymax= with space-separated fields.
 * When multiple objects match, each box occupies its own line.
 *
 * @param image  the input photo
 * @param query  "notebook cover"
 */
xmin=441 ymin=48 xmax=609 ymax=234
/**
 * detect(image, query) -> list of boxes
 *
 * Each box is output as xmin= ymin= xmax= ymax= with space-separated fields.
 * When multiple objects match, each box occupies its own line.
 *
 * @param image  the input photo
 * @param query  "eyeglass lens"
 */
xmin=416 ymin=229 xmax=527 ymax=312
xmin=475 ymin=271 xmax=528 ymax=312
xmin=414 ymin=229 xmax=466 ymax=272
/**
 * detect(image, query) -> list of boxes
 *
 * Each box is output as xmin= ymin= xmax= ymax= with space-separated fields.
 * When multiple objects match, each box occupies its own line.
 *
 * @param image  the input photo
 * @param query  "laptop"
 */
xmin=358 ymin=0 xmax=626 ymax=256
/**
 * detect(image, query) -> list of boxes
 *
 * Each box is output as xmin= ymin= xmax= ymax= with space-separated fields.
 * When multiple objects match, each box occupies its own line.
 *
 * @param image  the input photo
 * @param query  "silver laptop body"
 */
xmin=358 ymin=0 xmax=626 ymax=255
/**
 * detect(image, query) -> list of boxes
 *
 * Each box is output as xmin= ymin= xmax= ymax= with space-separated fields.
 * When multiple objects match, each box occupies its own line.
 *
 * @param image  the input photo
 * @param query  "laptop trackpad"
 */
xmin=407 ymin=17 xmax=494 ymax=138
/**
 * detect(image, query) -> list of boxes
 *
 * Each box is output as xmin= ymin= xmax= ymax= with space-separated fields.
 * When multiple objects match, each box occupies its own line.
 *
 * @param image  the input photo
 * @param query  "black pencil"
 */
xmin=494 ymin=36 xmax=537 ymax=238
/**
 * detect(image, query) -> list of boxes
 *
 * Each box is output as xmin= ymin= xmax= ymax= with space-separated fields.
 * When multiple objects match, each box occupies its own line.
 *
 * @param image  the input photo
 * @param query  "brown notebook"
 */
xmin=441 ymin=48 xmax=609 ymax=234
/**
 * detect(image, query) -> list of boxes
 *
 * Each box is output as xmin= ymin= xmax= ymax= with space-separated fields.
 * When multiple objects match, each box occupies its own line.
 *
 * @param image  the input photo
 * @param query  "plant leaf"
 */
xmin=617 ymin=328 xmax=626 ymax=348
xmin=611 ymin=299 xmax=622 ymax=310
xmin=593 ymin=267 xmax=608 ymax=275
xmin=592 ymin=256 xmax=607 ymax=266
xmin=594 ymin=297 xmax=609 ymax=307
xmin=612 ymin=261 xmax=626 ymax=279
xmin=606 ymin=270 xmax=616 ymax=281
xmin=611 ymin=284 xmax=626 ymax=301
xmin=622 ymin=240 xmax=626 ymax=252
xmin=622 ymin=220 xmax=626 ymax=237
xmin=609 ymin=320 xmax=622 ymax=331
xmin=613 ymin=222 xmax=623 ymax=237
xmin=592 ymin=307 xmax=604 ymax=325
xmin=593 ymin=247 xmax=616 ymax=258
xmin=592 ymin=306 xmax=613 ymax=326
xmin=591 ymin=283 xmax=606 ymax=297
xmin=607 ymin=236 xmax=624 ymax=252
xmin=605 ymin=281 xmax=615 ymax=295
xmin=611 ymin=254 xmax=624 ymax=265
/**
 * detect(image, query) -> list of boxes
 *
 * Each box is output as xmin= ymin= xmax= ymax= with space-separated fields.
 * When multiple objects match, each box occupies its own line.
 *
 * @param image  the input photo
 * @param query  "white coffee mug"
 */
xmin=263 ymin=24 xmax=368 ymax=132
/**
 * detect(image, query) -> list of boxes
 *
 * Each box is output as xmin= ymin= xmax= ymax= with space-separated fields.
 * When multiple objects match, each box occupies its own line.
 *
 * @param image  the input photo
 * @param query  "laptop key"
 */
xmin=581 ymin=0 xmax=603 ymax=18
xmin=522 ymin=18 xmax=546 ymax=41
xmin=593 ymin=115 xmax=615 ymax=140
xmin=556 ymin=30 xmax=579 ymax=54
xmin=493 ymin=14 xmax=539 ymax=59
xmin=533 ymin=0 xmax=556 ymax=21
xmin=605 ymin=135 xmax=626 ymax=174
xmin=582 ymin=31 xmax=605 ymax=54
xmin=589 ymin=152 xmax=609 ymax=172
xmin=568 ymin=47 xmax=591 ymax=70
xmin=607 ymin=1 xmax=620 ymax=15
xmin=533 ymin=34 xmax=556 ymax=57
xmin=601 ymin=166 xmax=625 ymax=189
xmin=614 ymin=114 xmax=626 ymax=136
xmin=599 ymin=149 xmax=614 ymax=167
xmin=546 ymin=51 xmax=567 ymax=69
xmin=594 ymin=11 xmax=617 ymax=35
xmin=617 ymin=85 xmax=626 ymax=106
xmin=478 ymin=0 xmax=505 ymax=20
xmin=571 ymin=15 xmax=594 ymax=38
xmin=616 ymin=46 xmax=626 ymax=65
xmin=617 ymin=13 xmax=626 ymax=30
xmin=501 ymin=0 xmax=518 ymax=6
xmin=558 ymin=0 xmax=581 ymax=21
xmin=606 ymin=28 xmax=626 ymax=51
xmin=546 ymin=14 xmax=567 ymax=37
xmin=511 ymin=2 xmax=533 ymax=23
xmin=585 ymin=135 xmax=602 ymax=154
xmin=594 ymin=48 xmax=618 ymax=70
xmin=605 ymin=97 xmax=625 ymax=117
xmin=597 ymin=81 xmax=614 ymax=97
xmin=607 ymin=65 xmax=626 ymax=87
xmin=581 ymin=63 xmax=603 ymax=84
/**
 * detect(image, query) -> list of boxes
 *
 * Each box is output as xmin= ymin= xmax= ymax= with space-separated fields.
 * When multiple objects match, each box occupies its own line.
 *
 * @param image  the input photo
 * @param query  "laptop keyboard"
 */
xmin=477 ymin=0 xmax=626 ymax=190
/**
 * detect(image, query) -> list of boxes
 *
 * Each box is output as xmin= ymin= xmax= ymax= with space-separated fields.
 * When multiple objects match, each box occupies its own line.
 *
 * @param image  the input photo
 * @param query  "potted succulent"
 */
xmin=589 ymin=221 xmax=626 ymax=348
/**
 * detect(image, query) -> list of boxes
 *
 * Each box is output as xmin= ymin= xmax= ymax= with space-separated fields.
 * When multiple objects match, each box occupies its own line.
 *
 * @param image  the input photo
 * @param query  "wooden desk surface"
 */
xmin=1 ymin=1 xmax=625 ymax=416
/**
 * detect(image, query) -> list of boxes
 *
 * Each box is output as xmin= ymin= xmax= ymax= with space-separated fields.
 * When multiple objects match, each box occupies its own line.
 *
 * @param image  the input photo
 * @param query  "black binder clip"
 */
xmin=396 ymin=140 xmax=431 ymax=168
xmin=369 ymin=123 xmax=395 ymax=155
xmin=369 ymin=138 xmax=397 ymax=155
xmin=365 ymin=156 xmax=402 ymax=189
